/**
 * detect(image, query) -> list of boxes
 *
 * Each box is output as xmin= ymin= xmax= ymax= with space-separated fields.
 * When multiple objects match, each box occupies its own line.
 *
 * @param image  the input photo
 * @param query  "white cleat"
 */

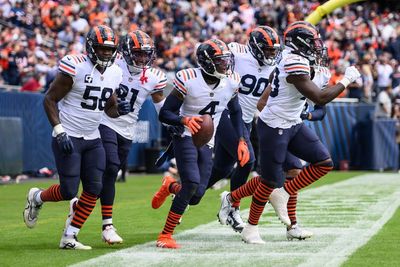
xmin=269 ymin=187 xmax=291 ymax=226
xmin=227 ymin=208 xmax=245 ymax=233
xmin=59 ymin=234 xmax=92 ymax=250
xmin=217 ymin=191 xmax=232 ymax=225
xmin=64 ymin=197 xmax=78 ymax=230
xmin=102 ymin=225 xmax=123 ymax=244
xmin=241 ymin=224 xmax=266 ymax=244
xmin=287 ymin=224 xmax=313 ymax=241
xmin=23 ymin=188 xmax=43 ymax=228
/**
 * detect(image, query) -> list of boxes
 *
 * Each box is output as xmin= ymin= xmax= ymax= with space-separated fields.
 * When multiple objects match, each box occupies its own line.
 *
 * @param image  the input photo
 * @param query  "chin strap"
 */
xmin=140 ymin=67 xmax=148 ymax=84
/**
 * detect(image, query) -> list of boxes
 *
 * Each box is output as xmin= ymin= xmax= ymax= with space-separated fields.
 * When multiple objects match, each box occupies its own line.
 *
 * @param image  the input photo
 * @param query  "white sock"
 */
xmin=65 ymin=225 xmax=80 ymax=236
xmin=35 ymin=191 xmax=43 ymax=205
xmin=102 ymin=219 xmax=113 ymax=226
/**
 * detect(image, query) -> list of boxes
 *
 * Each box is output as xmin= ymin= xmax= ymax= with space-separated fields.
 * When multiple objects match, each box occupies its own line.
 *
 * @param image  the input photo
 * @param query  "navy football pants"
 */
xmin=99 ymin=124 xmax=132 ymax=206
xmin=207 ymin=109 xmax=255 ymax=192
xmin=170 ymin=135 xmax=213 ymax=214
xmin=52 ymin=136 xmax=105 ymax=199
xmin=257 ymin=119 xmax=331 ymax=188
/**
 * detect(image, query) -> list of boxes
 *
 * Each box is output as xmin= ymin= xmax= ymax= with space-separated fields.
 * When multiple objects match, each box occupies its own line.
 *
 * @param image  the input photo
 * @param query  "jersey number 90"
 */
xmin=239 ymin=74 xmax=269 ymax=97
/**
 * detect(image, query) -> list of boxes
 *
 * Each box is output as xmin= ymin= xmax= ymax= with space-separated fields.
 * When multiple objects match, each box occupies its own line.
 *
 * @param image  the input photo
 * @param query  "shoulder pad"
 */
xmin=282 ymin=53 xmax=310 ymax=76
xmin=148 ymin=68 xmax=168 ymax=92
xmin=228 ymin=42 xmax=248 ymax=55
xmin=58 ymin=54 xmax=87 ymax=77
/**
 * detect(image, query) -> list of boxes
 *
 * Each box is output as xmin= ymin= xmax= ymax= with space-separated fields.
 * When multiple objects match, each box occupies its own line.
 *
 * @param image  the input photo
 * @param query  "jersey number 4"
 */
xmin=81 ymin=86 xmax=113 ymax=111
xmin=199 ymin=101 xmax=219 ymax=117
xmin=239 ymin=74 xmax=269 ymax=97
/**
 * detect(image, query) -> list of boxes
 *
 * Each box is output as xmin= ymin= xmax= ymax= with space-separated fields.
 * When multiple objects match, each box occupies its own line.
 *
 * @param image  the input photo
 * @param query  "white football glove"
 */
xmin=339 ymin=66 xmax=361 ymax=88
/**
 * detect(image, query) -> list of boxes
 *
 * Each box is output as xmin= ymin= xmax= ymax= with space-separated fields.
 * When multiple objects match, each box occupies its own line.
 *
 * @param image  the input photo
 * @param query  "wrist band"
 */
xmin=53 ymin=124 xmax=65 ymax=135
xmin=338 ymin=77 xmax=351 ymax=88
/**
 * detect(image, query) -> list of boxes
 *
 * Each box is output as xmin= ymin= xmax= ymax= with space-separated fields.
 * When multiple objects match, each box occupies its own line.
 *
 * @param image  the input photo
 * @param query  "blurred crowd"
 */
xmin=0 ymin=0 xmax=399 ymax=115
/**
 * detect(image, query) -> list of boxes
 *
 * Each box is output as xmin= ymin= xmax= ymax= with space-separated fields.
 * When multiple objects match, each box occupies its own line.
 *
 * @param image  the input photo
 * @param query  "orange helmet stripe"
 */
xmin=267 ymin=26 xmax=280 ymax=44
xmin=138 ymin=30 xmax=149 ymax=46
xmin=284 ymin=23 xmax=319 ymax=39
xmin=254 ymin=28 xmax=273 ymax=46
xmin=129 ymin=32 xmax=140 ymax=48
xmin=104 ymin=26 xmax=112 ymax=41
xmin=94 ymin=26 xmax=103 ymax=44
xmin=205 ymin=40 xmax=222 ymax=55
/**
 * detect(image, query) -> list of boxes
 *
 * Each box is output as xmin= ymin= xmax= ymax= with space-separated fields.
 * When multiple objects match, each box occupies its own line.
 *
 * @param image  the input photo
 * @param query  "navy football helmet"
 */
xmin=85 ymin=25 xmax=118 ymax=68
xmin=248 ymin=26 xmax=281 ymax=65
xmin=196 ymin=39 xmax=234 ymax=79
xmin=284 ymin=21 xmax=323 ymax=63
xmin=119 ymin=30 xmax=155 ymax=74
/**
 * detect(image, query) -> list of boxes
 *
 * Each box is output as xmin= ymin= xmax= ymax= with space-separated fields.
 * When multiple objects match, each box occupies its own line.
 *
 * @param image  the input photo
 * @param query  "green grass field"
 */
xmin=0 ymin=171 xmax=399 ymax=267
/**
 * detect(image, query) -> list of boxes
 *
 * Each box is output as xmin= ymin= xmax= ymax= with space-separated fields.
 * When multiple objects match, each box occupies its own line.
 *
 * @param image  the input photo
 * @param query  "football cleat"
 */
xmin=152 ymin=176 xmax=176 ymax=209
xmin=23 ymin=188 xmax=43 ymax=228
xmin=64 ymin=197 xmax=78 ymax=231
xmin=156 ymin=233 xmax=180 ymax=249
xmin=286 ymin=224 xmax=313 ymax=241
xmin=227 ymin=208 xmax=245 ymax=233
xmin=241 ymin=224 xmax=266 ymax=244
xmin=102 ymin=225 xmax=123 ymax=244
xmin=217 ymin=191 xmax=232 ymax=225
xmin=269 ymin=187 xmax=291 ymax=226
xmin=59 ymin=234 xmax=92 ymax=250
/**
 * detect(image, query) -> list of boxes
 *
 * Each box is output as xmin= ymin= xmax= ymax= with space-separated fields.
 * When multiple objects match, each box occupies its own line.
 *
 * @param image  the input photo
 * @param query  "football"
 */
xmin=192 ymin=114 xmax=214 ymax=147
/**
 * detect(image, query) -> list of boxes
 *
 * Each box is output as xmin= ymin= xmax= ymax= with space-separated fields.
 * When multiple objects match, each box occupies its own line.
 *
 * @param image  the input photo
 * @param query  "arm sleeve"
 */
xmin=308 ymin=105 xmax=326 ymax=121
xmin=58 ymin=55 xmax=77 ymax=77
xmin=227 ymin=95 xmax=245 ymax=138
xmin=151 ymin=69 xmax=168 ymax=94
xmin=159 ymin=92 xmax=184 ymax=126
xmin=283 ymin=55 xmax=310 ymax=76
xmin=172 ymin=71 xmax=188 ymax=96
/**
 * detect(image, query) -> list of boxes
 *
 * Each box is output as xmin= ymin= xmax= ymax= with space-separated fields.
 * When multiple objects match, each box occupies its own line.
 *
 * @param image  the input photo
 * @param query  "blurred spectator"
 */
xmin=376 ymin=53 xmax=394 ymax=93
xmin=20 ymin=72 xmax=41 ymax=92
xmin=360 ymin=54 xmax=374 ymax=102
xmin=0 ymin=0 xmax=398 ymax=102
xmin=375 ymin=86 xmax=393 ymax=118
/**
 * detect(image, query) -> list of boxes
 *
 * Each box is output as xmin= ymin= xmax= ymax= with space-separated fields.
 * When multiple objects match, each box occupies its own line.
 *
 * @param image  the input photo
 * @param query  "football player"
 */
xmin=208 ymin=26 xmax=281 ymax=233
xmin=253 ymin=45 xmax=332 ymax=240
xmin=155 ymin=39 xmax=250 ymax=249
xmin=218 ymin=21 xmax=360 ymax=244
xmin=98 ymin=30 xmax=167 ymax=244
xmin=23 ymin=25 xmax=129 ymax=249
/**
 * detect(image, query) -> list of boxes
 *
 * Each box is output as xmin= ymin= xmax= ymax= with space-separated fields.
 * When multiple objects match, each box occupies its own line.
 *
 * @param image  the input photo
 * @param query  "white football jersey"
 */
xmin=228 ymin=42 xmax=275 ymax=123
xmin=57 ymin=54 xmax=122 ymax=139
xmin=173 ymin=67 xmax=240 ymax=146
xmin=259 ymin=48 xmax=311 ymax=128
xmin=101 ymin=55 xmax=167 ymax=140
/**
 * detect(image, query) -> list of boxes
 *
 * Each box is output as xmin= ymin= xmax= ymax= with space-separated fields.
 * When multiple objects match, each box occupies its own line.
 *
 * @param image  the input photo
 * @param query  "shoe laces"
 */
xmin=104 ymin=225 xmax=117 ymax=232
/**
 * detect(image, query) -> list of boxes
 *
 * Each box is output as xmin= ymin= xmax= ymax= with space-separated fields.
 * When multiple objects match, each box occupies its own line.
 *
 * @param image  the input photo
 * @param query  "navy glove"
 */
xmin=56 ymin=132 xmax=74 ymax=155
xmin=117 ymin=99 xmax=130 ymax=115
xmin=116 ymin=84 xmax=129 ymax=98
xmin=166 ymin=125 xmax=184 ymax=136
xmin=300 ymin=111 xmax=309 ymax=120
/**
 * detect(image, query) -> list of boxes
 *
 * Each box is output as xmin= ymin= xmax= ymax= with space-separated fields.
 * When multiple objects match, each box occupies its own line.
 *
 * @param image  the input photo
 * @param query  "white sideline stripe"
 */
xmin=71 ymin=174 xmax=400 ymax=267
